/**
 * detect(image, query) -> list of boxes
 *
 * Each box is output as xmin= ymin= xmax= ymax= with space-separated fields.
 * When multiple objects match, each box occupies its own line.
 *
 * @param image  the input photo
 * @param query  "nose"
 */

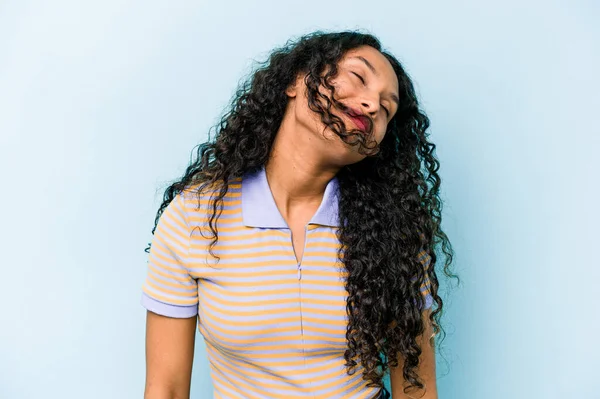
xmin=360 ymin=94 xmax=381 ymax=117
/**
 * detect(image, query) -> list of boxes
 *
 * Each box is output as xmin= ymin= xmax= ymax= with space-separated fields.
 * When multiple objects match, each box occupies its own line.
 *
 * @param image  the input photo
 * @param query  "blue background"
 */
xmin=1 ymin=1 xmax=598 ymax=398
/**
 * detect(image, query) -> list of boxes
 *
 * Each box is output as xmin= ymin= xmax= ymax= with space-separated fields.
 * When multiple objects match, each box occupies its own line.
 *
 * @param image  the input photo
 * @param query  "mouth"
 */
xmin=344 ymin=107 xmax=370 ymax=134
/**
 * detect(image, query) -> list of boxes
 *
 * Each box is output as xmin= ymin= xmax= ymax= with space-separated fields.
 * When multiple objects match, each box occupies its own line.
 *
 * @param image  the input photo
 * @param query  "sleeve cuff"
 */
xmin=141 ymin=293 xmax=198 ymax=318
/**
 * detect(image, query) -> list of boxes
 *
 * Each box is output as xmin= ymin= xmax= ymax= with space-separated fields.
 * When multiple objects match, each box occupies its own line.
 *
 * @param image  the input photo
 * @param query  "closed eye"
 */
xmin=351 ymin=71 xmax=365 ymax=84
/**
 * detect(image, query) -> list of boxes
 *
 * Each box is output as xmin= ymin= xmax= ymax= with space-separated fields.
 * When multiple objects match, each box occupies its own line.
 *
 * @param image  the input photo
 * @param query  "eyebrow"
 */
xmin=351 ymin=56 xmax=400 ymax=106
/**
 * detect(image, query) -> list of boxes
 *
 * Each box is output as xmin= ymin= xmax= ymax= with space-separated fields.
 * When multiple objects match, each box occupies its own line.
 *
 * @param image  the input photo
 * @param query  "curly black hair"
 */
xmin=146 ymin=30 xmax=457 ymax=396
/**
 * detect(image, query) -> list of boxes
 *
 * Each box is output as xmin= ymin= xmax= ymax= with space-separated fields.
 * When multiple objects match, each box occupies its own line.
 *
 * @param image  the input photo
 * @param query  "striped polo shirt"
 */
xmin=141 ymin=166 xmax=433 ymax=399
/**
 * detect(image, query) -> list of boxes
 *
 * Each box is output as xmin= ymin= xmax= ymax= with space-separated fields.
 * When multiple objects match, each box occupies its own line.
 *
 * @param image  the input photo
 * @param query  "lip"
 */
xmin=344 ymin=107 xmax=370 ymax=133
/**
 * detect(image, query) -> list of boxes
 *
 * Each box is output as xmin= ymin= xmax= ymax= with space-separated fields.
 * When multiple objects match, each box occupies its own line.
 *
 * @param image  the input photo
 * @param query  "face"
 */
xmin=285 ymin=45 xmax=400 ymax=165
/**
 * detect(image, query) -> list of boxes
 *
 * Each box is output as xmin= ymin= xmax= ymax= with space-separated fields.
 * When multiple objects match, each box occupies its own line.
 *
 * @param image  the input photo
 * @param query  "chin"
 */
xmin=325 ymin=144 xmax=368 ymax=167
xmin=318 ymin=125 xmax=379 ymax=164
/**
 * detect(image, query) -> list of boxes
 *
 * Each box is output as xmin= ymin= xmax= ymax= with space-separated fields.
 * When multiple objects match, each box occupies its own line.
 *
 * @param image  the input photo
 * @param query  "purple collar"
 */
xmin=241 ymin=166 xmax=340 ymax=228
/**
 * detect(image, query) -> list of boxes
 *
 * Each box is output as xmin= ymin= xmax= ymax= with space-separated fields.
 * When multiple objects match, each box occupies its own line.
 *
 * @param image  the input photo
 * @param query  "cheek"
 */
xmin=322 ymin=76 xmax=354 ymax=100
xmin=373 ymin=123 xmax=389 ymax=144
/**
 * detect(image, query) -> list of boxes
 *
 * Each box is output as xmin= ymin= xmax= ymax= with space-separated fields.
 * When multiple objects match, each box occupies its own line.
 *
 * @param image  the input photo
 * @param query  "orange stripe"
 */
xmin=307 ymin=231 xmax=338 ymax=240
xmin=299 ymin=260 xmax=344 ymax=267
xmin=208 ymin=240 xmax=292 ymax=251
xmin=193 ymin=259 xmax=298 ymax=269
xmin=306 ymin=241 xmax=340 ymax=249
xmin=147 ymin=268 xmax=193 ymax=289
xmin=201 ymin=249 xmax=292 ymax=260
xmin=149 ymin=251 xmax=189 ymax=274
xmin=148 ymin=263 xmax=190 ymax=283
xmin=210 ymin=230 xmax=289 ymax=241
xmin=197 ymin=225 xmax=259 ymax=233
xmin=203 ymin=284 xmax=344 ymax=298
xmin=194 ymin=199 xmax=241 ymax=206
xmin=200 ymin=268 xmax=297 ymax=279
xmin=145 ymin=279 xmax=197 ymax=298
xmin=303 ymin=269 xmax=347 ymax=278
xmin=188 ymin=215 xmax=243 ymax=224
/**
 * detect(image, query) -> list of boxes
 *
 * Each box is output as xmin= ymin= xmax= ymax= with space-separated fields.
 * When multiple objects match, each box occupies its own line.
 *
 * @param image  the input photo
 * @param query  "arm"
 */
xmin=142 ymin=193 xmax=200 ymax=398
xmin=144 ymin=311 xmax=197 ymax=399
xmin=390 ymin=308 xmax=438 ymax=399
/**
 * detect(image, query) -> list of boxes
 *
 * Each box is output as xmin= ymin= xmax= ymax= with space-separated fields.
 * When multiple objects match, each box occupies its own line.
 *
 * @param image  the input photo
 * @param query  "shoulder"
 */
xmin=178 ymin=178 xmax=243 ymax=216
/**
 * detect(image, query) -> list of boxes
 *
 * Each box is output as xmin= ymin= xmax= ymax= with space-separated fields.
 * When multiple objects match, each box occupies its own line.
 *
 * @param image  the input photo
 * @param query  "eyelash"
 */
xmin=351 ymin=72 xmax=390 ymax=117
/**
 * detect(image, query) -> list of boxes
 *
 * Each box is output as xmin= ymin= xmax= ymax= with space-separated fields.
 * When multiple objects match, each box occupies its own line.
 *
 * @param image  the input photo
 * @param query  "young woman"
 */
xmin=141 ymin=30 xmax=455 ymax=399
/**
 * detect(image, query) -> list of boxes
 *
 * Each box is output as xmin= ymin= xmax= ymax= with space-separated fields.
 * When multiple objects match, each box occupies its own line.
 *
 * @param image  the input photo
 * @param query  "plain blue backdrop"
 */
xmin=0 ymin=1 xmax=598 ymax=398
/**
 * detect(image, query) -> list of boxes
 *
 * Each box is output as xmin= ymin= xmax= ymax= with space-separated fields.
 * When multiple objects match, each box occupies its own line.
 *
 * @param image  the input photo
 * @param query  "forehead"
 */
xmin=341 ymin=45 xmax=398 ymax=88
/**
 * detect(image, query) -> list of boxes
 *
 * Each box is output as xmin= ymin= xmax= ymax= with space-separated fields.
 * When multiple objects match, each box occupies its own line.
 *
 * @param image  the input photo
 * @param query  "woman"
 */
xmin=141 ymin=30 xmax=455 ymax=399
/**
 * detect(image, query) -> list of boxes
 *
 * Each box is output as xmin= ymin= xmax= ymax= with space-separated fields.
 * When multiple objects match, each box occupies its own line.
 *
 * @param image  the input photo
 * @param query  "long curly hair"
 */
xmin=147 ymin=30 xmax=457 ymax=396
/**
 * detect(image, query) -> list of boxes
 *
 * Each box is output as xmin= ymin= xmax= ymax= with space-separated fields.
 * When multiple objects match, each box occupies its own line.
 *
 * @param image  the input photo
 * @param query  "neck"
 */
xmin=265 ymin=117 xmax=339 ymax=222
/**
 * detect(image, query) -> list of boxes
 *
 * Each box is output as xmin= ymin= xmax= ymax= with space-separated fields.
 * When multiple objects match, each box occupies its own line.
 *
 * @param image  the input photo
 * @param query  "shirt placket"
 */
xmin=290 ymin=223 xmax=312 ymax=394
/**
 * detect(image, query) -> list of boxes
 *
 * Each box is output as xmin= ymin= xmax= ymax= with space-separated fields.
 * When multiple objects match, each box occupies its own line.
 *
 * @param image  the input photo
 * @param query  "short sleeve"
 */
xmin=417 ymin=248 xmax=434 ymax=310
xmin=141 ymin=193 xmax=198 ymax=318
